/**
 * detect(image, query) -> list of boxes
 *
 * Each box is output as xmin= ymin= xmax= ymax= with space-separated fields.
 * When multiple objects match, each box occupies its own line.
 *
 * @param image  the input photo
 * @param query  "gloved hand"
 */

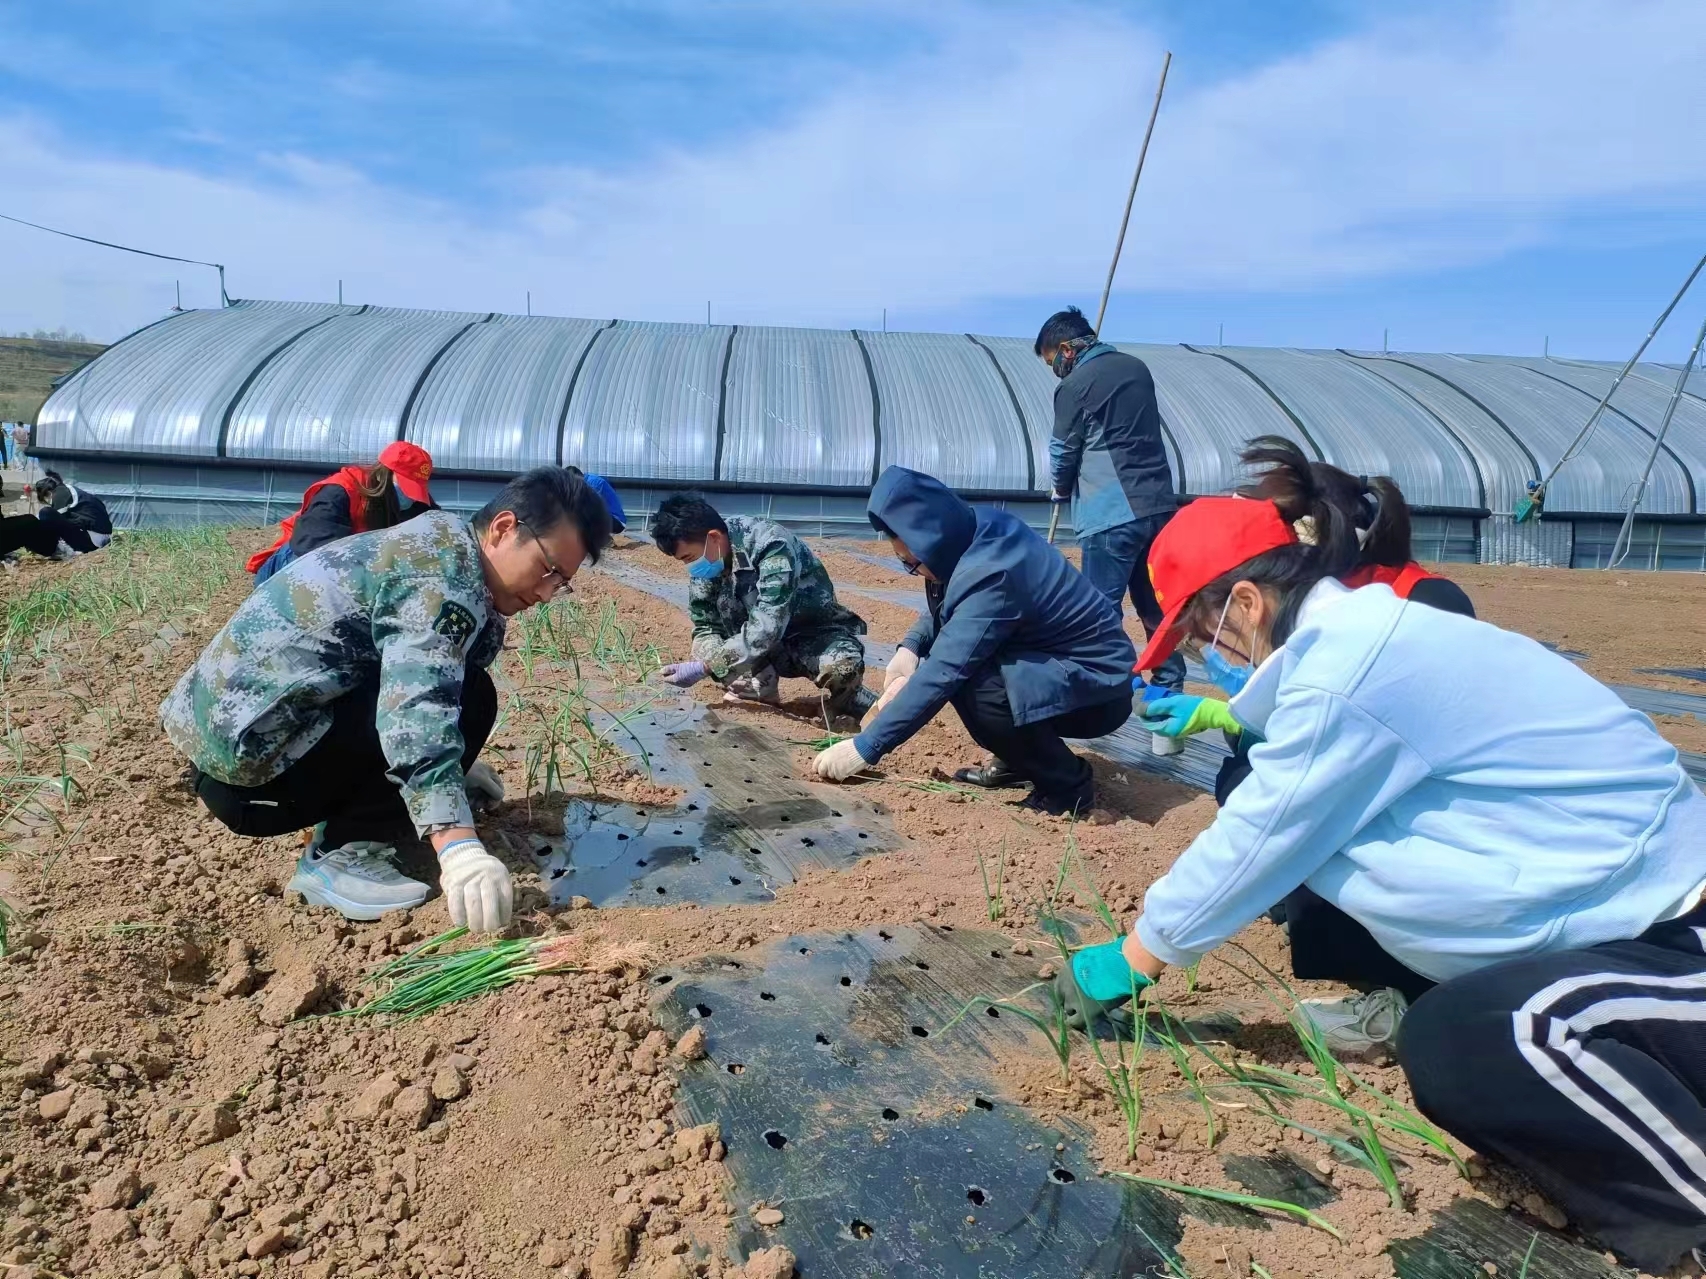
xmin=658 ymin=661 xmax=709 ymax=689
xmin=438 ymin=838 xmax=513 ymax=933
xmin=464 ymin=760 xmax=505 ymax=807
xmin=813 ymin=738 xmax=870 ymax=782
xmin=1052 ymin=938 xmax=1154 ymax=1030
xmin=884 ymin=648 xmax=919 ymax=690
xmin=862 ymin=677 xmax=906 ymax=730
xmin=1049 ymin=490 xmax=1071 ymax=504
xmin=1141 ymin=694 xmax=1240 ymax=739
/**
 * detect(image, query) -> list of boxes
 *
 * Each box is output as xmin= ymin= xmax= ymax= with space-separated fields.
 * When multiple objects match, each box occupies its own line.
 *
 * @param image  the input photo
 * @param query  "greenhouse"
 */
xmin=31 ymin=298 xmax=1706 ymax=570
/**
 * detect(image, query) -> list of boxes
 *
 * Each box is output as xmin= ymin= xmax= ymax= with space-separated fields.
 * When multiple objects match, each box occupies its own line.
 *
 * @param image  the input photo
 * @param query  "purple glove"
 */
xmin=658 ymin=661 xmax=708 ymax=688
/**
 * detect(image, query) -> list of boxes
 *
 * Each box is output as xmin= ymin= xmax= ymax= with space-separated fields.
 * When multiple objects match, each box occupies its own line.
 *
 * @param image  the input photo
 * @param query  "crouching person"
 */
xmin=161 ymin=467 xmax=613 ymax=930
xmin=815 ymin=467 xmax=1135 ymax=816
xmin=649 ymin=493 xmax=875 ymax=718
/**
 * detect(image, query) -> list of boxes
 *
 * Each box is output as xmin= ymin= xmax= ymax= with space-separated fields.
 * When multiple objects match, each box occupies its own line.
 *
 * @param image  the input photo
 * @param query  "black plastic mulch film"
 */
xmin=649 ymin=926 xmax=1633 ymax=1279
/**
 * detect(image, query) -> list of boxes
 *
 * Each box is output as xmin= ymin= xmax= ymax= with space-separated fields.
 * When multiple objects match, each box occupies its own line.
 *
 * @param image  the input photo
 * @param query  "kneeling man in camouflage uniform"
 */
xmin=648 ymin=495 xmax=874 ymax=718
xmin=161 ymin=468 xmax=613 ymax=930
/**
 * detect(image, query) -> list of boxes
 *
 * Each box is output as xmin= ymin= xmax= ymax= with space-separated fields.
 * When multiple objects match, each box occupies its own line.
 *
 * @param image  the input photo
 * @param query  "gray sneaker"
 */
xmin=1297 ymin=987 xmax=1408 ymax=1055
xmin=287 ymin=840 xmax=429 ymax=921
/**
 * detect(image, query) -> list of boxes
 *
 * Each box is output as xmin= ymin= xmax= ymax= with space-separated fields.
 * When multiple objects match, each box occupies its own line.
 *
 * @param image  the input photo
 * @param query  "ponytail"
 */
xmin=1236 ymin=435 xmax=1416 ymax=569
xmin=1176 ymin=437 xmax=1421 ymax=649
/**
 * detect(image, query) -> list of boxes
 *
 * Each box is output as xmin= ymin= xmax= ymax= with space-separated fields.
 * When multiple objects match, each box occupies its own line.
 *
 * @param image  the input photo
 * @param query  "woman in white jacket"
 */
xmin=1071 ymin=492 xmax=1706 ymax=1272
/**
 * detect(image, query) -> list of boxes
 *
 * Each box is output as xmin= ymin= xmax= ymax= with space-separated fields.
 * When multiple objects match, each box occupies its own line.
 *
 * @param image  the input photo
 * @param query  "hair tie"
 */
xmin=1292 ymin=515 xmax=1319 ymax=546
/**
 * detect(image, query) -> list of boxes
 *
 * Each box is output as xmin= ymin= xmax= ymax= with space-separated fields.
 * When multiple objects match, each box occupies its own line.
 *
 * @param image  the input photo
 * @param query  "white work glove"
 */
xmin=884 ymin=648 xmax=919 ymax=690
xmin=813 ymin=738 xmax=871 ymax=782
xmin=438 ymin=838 xmax=513 ymax=933
xmin=464 ymin=761 xmax=505 ymax=807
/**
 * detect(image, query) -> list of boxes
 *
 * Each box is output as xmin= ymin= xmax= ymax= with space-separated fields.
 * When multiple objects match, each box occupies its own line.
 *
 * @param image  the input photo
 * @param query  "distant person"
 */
xmin=1 ymin=469 xmax=115 ymax=562
xmin=1038 ymin=305 xmax=1186 ymax=753
xmin=814 ymin=467 xmax=1136 ymax=817
xmin=577 ymin=471 xmax=627 ymax=535
xmin=648 ymin=493 xmax=874 ymax=718
xmin=0 ymin=421 xmax=12 ymax=468
xmin=247 ymin=441 xmax=438 ymax=585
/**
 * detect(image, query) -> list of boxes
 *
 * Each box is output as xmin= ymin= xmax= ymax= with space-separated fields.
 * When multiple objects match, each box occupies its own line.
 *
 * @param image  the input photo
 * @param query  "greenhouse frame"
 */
xmin=31 ymin=299 xmax=1706 ymax=570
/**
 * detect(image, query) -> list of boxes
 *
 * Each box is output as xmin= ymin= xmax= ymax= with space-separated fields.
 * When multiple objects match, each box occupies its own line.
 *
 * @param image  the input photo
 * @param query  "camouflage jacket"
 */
xmin=161 ymin=511 xmax=505 ymax=834
xmin=687 ymin=515 xmax=865 ymax=679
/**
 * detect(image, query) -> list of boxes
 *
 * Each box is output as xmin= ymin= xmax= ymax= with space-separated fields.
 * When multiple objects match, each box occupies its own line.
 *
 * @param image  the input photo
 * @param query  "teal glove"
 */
xmin=1070 ymin=939 xmax=1154 ymax=1002
xmin=1142 ymin=694 xmax=1240 ymax=739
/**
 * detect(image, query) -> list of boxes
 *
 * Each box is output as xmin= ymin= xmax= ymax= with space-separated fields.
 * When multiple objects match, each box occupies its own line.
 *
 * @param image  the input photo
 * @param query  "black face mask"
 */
xmin=1050 ymin=335 xmax=1098 ymax=380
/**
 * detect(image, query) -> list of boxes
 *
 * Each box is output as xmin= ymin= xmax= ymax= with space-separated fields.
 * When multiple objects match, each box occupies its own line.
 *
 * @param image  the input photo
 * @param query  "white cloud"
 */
xmin=2 ymin=0 xmax=1703 ymax=341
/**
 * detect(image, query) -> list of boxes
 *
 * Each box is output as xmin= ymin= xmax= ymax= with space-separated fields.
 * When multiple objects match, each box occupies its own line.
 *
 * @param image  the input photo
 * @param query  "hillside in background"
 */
xmin=0 ymin=335 xmax=106 ymax=423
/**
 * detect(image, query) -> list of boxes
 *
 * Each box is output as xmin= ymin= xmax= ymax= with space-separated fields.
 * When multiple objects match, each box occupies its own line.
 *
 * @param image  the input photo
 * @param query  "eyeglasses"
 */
xmin=518 ymin=519 xmax=569 ymax=594
xmin=896 ymin=555 xmax=924 ymax=576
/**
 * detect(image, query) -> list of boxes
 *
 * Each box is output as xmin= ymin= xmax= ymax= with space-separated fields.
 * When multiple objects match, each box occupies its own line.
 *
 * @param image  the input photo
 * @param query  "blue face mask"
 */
xmin=1202 ymin=595 xmax=1255 ymax=697
xmin=686 ymin=540 xmax=724 ymax=581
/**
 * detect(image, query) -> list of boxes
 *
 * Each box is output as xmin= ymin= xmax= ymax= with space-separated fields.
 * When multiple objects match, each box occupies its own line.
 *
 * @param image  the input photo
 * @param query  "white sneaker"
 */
xmin=287 ymin=840 xmax=429 ymax=921
xmin=1297 ymin=987 xmax=1408 ymax=1055
xmin=1151 ymin=731 xmax=1184 ymax=757
xmin=724 ymin=667 xmax=781 ymax=705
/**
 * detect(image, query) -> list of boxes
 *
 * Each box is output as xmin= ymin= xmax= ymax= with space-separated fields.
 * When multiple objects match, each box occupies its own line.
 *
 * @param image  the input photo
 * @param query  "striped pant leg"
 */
xmin=1397 ymin=925 xmax=1706 ymax=1271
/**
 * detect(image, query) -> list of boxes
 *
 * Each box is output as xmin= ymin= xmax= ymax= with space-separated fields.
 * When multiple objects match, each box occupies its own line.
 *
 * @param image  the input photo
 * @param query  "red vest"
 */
xmin=244 ymin=466 xmax=372 ymax=574
xmin=1339 ymin=561 xmax=1442 ymax=599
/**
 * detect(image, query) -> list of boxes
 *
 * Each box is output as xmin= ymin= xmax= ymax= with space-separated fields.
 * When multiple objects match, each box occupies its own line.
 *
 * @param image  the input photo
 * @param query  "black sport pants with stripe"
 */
xmin=1398 ymin=902 xmax=1706 ymax=1271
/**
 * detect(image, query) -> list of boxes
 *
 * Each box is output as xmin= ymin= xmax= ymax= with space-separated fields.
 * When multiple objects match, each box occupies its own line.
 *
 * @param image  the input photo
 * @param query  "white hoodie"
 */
xmin=1135 ymin=579 xmax=1706 ymax=982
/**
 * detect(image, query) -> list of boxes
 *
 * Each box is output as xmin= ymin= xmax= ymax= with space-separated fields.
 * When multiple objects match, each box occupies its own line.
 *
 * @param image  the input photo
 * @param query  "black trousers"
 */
xmin=0 ymin=512 xmax=97 ymax=558
xmin=1400 ymin=904 xmax=1706 ymax=1270
xmin=195 ymin=665 xmax=498 ymax=848
xmin=950 ymin=665 xmax=1131 ymax=801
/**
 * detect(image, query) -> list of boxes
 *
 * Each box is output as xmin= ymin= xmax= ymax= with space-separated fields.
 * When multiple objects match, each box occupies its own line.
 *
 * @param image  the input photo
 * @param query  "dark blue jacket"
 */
xmin=854 ymin=467 xmax=1136 ymax=762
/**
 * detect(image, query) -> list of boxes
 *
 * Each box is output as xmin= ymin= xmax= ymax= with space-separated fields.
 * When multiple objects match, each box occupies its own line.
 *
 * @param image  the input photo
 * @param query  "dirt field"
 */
xmin=4 ymin=529 xmax=1706 ymax=1279
xmin=0 ymin=338 xmax=106 ymax=425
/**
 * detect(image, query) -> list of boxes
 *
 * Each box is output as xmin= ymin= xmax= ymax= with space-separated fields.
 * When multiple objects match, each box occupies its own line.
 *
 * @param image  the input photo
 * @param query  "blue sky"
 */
xmin=2 ymin=0 xmax=1703 ymax=359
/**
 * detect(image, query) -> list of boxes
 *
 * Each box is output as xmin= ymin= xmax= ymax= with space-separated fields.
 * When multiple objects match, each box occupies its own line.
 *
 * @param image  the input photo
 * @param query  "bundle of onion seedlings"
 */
xmin=336 ymin=926 xmax=584 ymax=1019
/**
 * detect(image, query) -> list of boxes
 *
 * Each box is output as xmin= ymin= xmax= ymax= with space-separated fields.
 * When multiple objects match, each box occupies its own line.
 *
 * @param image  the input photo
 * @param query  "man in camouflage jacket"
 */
xmin=647 ymin=495 xmax=873 ymax=716
xmin=162 ymin=468 xmax=613 ymax=930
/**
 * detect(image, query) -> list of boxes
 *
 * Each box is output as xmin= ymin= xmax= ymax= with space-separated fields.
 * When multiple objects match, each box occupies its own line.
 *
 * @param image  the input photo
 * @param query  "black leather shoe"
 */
xmin=952 ymin=759 xmax=1024 ymax=788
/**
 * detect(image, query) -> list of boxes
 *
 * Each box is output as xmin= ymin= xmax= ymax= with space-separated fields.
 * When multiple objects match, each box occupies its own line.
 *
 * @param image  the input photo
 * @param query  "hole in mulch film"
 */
xmin=989 ymin=950 xmax=1003 ymax=959
xmin=848 ymin=1220 xmax=875 ymax=1240
xmin=973 ymin=1097 xmax=994 ymax=1111
xmin=779 ymin=814 xmax=791 ymax=823
xmin=966 ymin=1187 xmax=988 ymax=1206
xmin=729 ymin=876 xmax=743 ymax=886
xmin=636 ymin=859 xmax=649 ymax=867
xmin=880 ymin=1108 xmax=899 ymax=1121
xmin=798 ymin=946 xmax=811 ymax=955
xmin=986 ymin=1007 xmax=1001 ymax=1019
xmin=910 ymin=1025 xmax=928 ymax=1038
xmin=830 ymin=810 xmax=842 ymax=817
xmin=759 ymin=991 xmax=777 ymax=1002
xmin=763 ymin=1130 xmax=789 ymax=1150
xmin=814 ymin=1033 xmax=830 ymax=1046
xmin=800 ymin=837 xmax=815 ymax=848
xmin=839 ymin=976 xmax=852 ymax=987
xmin=726 ymin=1063 xmax=746 ymax=1074
xmin=616 ymin=832 xmax=630 ymax=841
xmin=857 ymin=832 xmax=869 ymax=839
xmin=655 ymin=886 xmax=667 ymax=895
xmin=914 ymin=962 xmax=930 ymax=971
xmin=653 ymin=974 xmax=674 ymax=985
xmin=549 ymin=866 xmax=567 ymax=879
xmin=878 ymin=930 xmax=893 ymax=941
xmin=940 ymin=924 xmax=955 ymax=931
xmin=1049 ymin=1167 xmax=1075 ymax=1184
xmin=748 ymin=847 xmax=762 ymax=856
xmin=694 ymin=1004 xmax=714 ymax=1018
xmin=687 ymin=802 xmax=700 ymax=811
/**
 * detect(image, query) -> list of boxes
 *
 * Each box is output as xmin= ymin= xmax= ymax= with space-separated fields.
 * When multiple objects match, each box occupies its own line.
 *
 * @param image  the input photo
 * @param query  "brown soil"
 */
xmin=3 ymin=535 xmax=1702 ymax=1279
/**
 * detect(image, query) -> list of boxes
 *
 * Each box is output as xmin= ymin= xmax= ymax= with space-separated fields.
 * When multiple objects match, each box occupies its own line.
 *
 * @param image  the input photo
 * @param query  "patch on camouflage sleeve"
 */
xmin=432 ymin=600 xmax=478 ymax=647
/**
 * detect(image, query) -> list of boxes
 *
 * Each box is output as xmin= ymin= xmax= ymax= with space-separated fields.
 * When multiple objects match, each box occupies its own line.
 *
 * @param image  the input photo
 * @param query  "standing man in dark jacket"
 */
xmin=1037 ymin=306 xmax=1187 ymax=758
xmin=812 ymin=466 xmax=1135 ymax=816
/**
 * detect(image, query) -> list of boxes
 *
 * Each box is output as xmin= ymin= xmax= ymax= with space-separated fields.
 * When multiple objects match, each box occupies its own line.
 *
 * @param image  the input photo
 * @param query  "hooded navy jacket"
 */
xmin=855 ymin=467 xmax=1136 ymax=763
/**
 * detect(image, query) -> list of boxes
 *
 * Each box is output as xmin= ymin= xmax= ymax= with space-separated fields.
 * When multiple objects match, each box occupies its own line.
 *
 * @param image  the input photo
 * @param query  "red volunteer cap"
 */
xmin=1134 ymin=496 xmax=1297 ymax=673
xmin=379 ymin=440 xmax=435 ymax=506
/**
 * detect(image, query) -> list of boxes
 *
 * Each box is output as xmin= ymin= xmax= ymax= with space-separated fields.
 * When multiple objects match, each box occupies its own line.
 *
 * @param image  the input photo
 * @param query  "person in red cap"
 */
xmin=247 ymin=440 xmax=438 ymax=585
xmin=1053 ymin=482 xmax=1706 ymax=1273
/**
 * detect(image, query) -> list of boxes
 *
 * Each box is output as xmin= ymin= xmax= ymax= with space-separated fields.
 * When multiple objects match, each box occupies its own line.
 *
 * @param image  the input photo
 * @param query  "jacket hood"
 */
xmin=867 ymin=466 xmax=977 ymax=582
